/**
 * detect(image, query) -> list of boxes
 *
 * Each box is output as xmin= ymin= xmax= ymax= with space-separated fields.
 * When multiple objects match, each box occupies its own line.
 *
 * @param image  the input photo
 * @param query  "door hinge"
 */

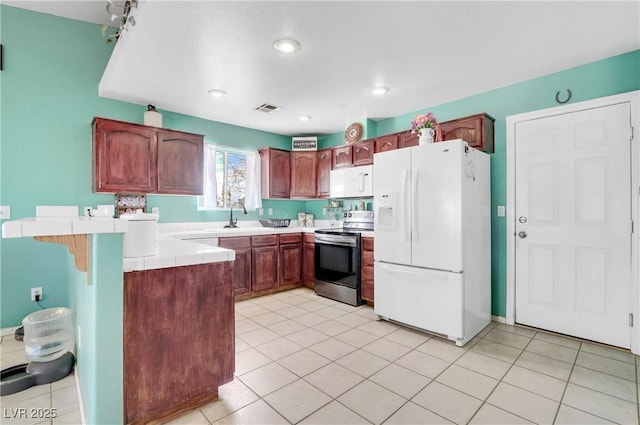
xmin=630 ymin=313 xmax=634 ymax=327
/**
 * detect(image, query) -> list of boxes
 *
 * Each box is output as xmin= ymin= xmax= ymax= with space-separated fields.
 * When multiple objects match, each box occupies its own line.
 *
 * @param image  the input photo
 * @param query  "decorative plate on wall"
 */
xmin=344 ymin=122 xmax=363 ymax=144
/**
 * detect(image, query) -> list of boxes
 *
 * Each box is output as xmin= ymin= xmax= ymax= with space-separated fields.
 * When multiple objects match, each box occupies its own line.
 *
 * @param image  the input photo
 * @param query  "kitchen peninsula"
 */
xmin=2 ymin=215 xmax=236 ymax=425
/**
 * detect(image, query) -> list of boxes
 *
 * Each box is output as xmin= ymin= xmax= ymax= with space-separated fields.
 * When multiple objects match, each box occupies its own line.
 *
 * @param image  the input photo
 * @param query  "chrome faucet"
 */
xmin=224 ymin=201 xmax=247 ymax=228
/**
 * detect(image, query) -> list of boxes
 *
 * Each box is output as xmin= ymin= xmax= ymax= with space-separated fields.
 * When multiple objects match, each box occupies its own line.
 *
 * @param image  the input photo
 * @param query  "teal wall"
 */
xmin=71 ymin=233 xmax=124 ymax=424
xmin=317 ymin=50 xmax=640 ymax=317
xmin=1 ymin=5 xmax=639 ymax=328
xmin=0 ymin=6 xmax=300 ymax=326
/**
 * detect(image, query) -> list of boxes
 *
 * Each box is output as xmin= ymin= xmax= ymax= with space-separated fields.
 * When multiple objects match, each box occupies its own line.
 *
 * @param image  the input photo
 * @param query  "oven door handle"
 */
xmin=314 ymin=236 xmax=357 ymax=247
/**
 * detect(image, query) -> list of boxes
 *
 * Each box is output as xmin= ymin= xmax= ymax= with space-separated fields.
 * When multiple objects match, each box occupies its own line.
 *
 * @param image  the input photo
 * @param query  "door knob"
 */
xmin=518 ymin=231 xmax=527 ymax=238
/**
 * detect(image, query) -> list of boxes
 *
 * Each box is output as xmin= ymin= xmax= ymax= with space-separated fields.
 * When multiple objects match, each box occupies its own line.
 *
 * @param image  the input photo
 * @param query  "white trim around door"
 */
xmin=506 ymin=90 xmax=640 ymax=354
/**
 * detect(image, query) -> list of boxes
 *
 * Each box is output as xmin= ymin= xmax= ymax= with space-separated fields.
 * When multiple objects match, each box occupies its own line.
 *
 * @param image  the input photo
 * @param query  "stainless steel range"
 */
xmin=314 ymin=211 xmax=374 ymax=306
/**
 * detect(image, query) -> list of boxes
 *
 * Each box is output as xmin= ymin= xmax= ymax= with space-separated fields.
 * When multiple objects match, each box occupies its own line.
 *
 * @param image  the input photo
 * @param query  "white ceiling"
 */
xmin=5 ymin=1 xmax=640 ymax=137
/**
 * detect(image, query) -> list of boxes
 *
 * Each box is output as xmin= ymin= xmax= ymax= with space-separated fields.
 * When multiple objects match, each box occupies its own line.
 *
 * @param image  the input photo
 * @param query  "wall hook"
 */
xmin=555 ymin=89 xmax=572 ymax=104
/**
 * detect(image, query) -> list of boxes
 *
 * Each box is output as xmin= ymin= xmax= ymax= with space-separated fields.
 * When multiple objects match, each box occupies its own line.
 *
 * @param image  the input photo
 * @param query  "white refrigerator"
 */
xmin=373 ymin=139 xmax=491 ymax=346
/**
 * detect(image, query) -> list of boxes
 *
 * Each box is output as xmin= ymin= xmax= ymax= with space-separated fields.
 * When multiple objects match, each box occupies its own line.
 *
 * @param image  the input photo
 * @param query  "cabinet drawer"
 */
xmin=303 ymin=233 xmax=315 ymax=244
xmin=219 ymin=237 xmax=251 ymax=249
xmin=362 ymin=250 xmax=374 ymax=267
xmin=252 ymin=234 xmax=278 ymax=247
xmin=362 ymin=237 xmax=374 ymax=251
xmin=279 ymin=233 xmax=302 ymax=244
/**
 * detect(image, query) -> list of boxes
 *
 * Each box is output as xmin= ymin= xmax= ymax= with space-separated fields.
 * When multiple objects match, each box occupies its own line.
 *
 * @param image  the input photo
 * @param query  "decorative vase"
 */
xmin=419 ymin=128 xmax=435 ymax=145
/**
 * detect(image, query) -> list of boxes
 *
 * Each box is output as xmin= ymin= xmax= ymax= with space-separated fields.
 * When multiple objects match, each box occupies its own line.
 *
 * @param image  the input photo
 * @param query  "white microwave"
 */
xmin=329 ymin=165 xmax=373 ymax=198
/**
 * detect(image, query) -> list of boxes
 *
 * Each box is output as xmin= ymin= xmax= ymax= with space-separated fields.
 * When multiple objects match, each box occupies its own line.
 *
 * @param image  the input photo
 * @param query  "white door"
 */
xmin=515 ymin=103 xmax=633 ymax=348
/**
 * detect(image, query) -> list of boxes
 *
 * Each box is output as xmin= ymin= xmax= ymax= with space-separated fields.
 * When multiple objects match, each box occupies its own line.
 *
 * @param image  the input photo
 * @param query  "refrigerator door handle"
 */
xmin=412 ymin=169 xmax=419 ymax=242
xmin=378 ymin=262 xmax=450 ymax=279
xmin=401 ymin=169 xmax=411 ymax=242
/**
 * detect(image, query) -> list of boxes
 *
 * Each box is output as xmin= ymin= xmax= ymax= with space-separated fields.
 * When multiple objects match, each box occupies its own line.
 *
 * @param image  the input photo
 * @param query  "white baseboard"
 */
xmin=491 ymin=315 xmax=507 ymax=324
xmin=1 ymin=326 xmax=20 ymax=337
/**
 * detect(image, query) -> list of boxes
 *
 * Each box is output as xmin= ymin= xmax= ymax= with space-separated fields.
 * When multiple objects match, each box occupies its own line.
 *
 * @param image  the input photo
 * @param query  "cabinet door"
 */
xmin=375 ymin=134 xmax=399 ymax=153
xmin=353 ymin=140 xmax=374 ymax=166
xmin=260 ymin=148 xmax=291 ymax=198
xmin=252 ymin=246 xmax=278 ymax=292
xmin=219 ymin=237 xmax=252 ymax=296
xmin=302 ymin=236 xmax=315 ymax=287
xmin=280 ymin=243 xmax=302 ymax=285
xmin=398 ymin=131 xmax=419 ymax=149
xmin=332 ymin=145 xmax=352 ymax=169
xmin=316 ymin=149 xmax=332 ymax=198
xmin=439 ymin=113 xmax=495 ymax=153
xmin=290 ymin=152 xmax=317 ymax=198
xmin=93 ymin=118 xmax=157 ymax=193
xmin=157 ymin=130 xmax=204 ymax=195
xmin=361 ymin=237 xmax=374 ymax=302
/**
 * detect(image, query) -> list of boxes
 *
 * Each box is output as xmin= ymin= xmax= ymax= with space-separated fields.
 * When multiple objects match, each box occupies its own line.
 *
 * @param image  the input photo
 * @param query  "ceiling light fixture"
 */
xmin=273 ymin=38 xmax=300 ymax=54
xmin=371 ymin=86 xmax=390 ymax=95
xmin=299 ymin=115 xmax=311 ymax=121
xmin=208 ymin=89 xmax=227 ymax=98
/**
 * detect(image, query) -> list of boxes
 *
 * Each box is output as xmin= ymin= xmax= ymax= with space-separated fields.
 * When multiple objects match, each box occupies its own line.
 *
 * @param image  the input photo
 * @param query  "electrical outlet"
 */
xmin=0 ymin=206 xmax=11 ymax=219
xmin=31 ymin=287 xmax=43 ymax=302
xmin=497 ymin=205 xmax=506 ymax=217
xmin=258 ymin=208 xmax=264 ymax=216
xmin=152 ymin=207 xmax=159 ymax=215
xmin=268 ymin=208 xmax=273 ymax=216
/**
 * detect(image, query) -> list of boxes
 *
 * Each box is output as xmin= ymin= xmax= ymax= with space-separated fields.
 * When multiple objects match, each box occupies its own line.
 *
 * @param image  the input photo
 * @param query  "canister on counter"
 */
xmin=298 ymin=212 xmax=306 ymax=227
xmin=305 ymin=214 xmax=315 ymax=227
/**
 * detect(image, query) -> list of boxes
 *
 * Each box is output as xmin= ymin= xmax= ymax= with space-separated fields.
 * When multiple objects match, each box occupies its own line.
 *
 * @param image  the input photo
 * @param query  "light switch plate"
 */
xmin=497 ymin=205 xmax=506 ymax=217
xmin=0 ymin=206 xmax=10 ymax=219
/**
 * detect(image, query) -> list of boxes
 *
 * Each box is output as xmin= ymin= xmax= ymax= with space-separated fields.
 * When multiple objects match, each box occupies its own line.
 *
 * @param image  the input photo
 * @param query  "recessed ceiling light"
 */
xmin=208 ymin=89 xmax=227 ymax=98
xmin=273 ymin=38 xmax=300 ymax=53
xmin=371 ymin=86 xmax=390 ymax=95
xmin=299 ymin=115 xmax=311 ymax=121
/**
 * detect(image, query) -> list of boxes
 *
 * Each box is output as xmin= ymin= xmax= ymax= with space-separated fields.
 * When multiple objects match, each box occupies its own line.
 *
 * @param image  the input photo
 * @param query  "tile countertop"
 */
xmin=2 ymin=216 xmax=129 ymax=238
xmin=123 ymin=238 xmax=235 ymax=272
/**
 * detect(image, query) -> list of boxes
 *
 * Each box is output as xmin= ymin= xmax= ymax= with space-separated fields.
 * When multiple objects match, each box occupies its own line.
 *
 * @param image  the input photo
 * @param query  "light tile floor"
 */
xmin=1 ymin=287 xmax=639 ymax=424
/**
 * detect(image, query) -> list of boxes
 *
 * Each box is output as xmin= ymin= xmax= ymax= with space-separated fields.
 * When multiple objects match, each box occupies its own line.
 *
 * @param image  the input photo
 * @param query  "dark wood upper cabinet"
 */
xmin=157 ymin=130 xmax=204 ymax=195
xmin=290 ymin=151 xmax=317 ymax=198
xmin=439 ymin=113 xmax=495 ymax=153
xmin=398 ymin=131 xmax=419 ymax=149
xmin=93 ymin=117 xmax=204 ymax=195
xmin=352 ymin=139 xmax=374 ymax=166
xmin=375 ymin=134 xmax=399 ymax=153
xmin=259 ymin=148 xmax=291 ymax=199
xmin=316 ymin=148 xmax=332 ymax=198
xmin=332 ymin=145 xmax=352 ymax=169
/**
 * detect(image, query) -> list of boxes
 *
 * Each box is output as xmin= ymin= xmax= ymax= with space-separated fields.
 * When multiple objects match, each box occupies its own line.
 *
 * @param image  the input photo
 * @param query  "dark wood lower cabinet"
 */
xmin=302 ymin=233 xmax=315 ymax=288
xmin=218 ymin=237 xmax=252 ymax=296
xmin=361 ymin=237 xmax=374 ymax=303
xmin=279 ymin=234 xmax=302 ymax=286
xmin=124 ymin=262 xmax=234 ymax=425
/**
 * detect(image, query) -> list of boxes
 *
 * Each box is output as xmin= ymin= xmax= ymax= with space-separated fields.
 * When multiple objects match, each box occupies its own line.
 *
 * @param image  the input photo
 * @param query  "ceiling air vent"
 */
xmin=254 ymin=103 xmax=283 ymax=113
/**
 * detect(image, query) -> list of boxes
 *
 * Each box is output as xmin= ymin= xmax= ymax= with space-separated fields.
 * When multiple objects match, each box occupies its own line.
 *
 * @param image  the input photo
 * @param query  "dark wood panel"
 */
xmin=252 ymin=234 xmax=278 ymax=247
xmin=93 ymin=118 xmax=157 ymax=193
xmin=302 ymin=240 xmax=315 ymax=287
xmin=124 ymin=262 xmax=234 ymax=424
xmin=375 ymin=134 xmax=399 ymax=153
xmin=362 ymin=237 xmax=374 ymax=251
xmin=316 ymin=149 xmax=332 ymax=198
xmin=398 ymin=131 xmax=419 ymax=149
xmin=353 ymin=140 xmax=374 ymax=166
xmin=332 ymin=145 xmax=352 ymax=169
xmin=219 ymin=237 xmax=252 ymax=295
xmin=156 ymin=130 xmax=204 ymax=195
xmin=252 ymin=245 xmax=278 ymax=291
xmin=290 ymin=151 xmax=317 ymax=198
xmin=279 ymin=233 xmax=302 ymax=244
xmin=279 ymin=242 xmax=302 ymax=285
xmin=260 ymin=148 xmax=291 ymax=198
xmin=439 ymin=113 xmax=495 ymax=153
